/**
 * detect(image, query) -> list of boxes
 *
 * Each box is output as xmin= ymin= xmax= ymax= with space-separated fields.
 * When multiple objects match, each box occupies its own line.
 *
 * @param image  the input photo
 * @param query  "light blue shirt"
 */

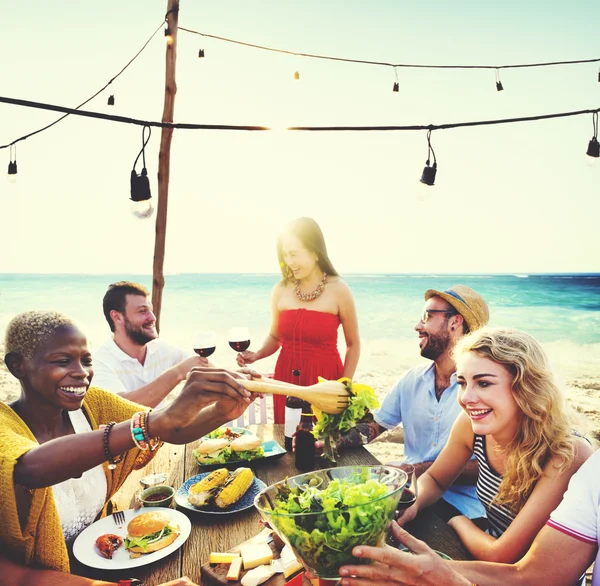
xmin=374 ymin=363 xmax=486 ymax=519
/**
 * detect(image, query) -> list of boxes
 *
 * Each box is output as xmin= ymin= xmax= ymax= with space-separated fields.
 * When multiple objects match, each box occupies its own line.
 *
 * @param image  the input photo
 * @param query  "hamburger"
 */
xmin=194 ymin=437 xmax=231 ymax=465
xmin=229 ymin=434 xmax=264 ymax=461
xmin=124 ymin=511 xmax=180 ymax=554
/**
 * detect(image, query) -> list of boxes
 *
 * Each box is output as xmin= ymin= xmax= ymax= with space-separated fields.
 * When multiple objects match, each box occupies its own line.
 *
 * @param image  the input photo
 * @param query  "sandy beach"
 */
xmin=2 ymin=339 xmax=598 ymax=463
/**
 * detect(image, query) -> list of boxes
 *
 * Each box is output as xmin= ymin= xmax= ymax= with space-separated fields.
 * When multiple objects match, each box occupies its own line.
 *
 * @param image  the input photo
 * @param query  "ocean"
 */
xmin=1 ymin=273 xmax=599 ymax=380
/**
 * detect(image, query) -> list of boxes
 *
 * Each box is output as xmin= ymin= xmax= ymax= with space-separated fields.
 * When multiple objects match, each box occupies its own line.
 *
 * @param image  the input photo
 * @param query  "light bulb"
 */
xmin=131 ymin=199 xmax=154 ymax=219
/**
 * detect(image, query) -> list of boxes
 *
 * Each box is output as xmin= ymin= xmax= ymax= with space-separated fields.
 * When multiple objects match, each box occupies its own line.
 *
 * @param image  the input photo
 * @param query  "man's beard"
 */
xmin=420 ymin=329 xmax=451 ymax=360
xmin=124 ymin=316 xmax=157 ymax=345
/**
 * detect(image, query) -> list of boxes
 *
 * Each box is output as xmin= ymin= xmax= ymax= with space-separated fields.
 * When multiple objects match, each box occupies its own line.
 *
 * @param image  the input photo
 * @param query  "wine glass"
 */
xmin=387 ymin=462 xmax=418 ymax=547
xmin=192 ymin=330 xmax=217 ymax=358
xmin=228 ymin=327 xmax=251 ymax=353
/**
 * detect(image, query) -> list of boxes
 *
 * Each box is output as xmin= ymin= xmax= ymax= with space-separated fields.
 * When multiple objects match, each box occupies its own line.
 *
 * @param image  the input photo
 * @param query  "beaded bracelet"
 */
xmin=101 ymin=422 xmax=125 ymax=470
xmin=143 ymin=411 xmax=160 ymax=451
xmin=130 ymin=412 xmax=149 ymax=450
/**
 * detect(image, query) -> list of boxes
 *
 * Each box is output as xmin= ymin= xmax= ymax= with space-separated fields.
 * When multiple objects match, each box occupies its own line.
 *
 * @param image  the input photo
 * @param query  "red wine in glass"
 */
xmin=194 ymin=346 xmax=216 ymax=358
xmin=229 ymin=340 xmax=250 ymax=352
xmin=228 ymin=327 xmax=251 ymax=354
xmin=396 ymin=488 xmax=417 ymax=512
xmin=193 ymin=331 xmax=216 ymax=359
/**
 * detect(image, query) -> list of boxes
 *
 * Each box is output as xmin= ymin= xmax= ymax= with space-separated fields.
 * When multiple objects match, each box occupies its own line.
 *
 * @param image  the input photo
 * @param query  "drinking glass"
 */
xmin=193 ymin=330 xmax=217 ymax=358
xmin=228 ymin=327 xmax=251 ymax=353
xmin=396 ymin=462 xmax=417 ymax=513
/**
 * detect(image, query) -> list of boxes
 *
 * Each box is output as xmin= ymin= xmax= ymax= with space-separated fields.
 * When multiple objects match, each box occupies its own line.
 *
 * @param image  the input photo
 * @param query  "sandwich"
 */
xmin=193 ymin=437 xmax=232 ymax=465
xmin=124 ymin=511 xmax=180 ymax=554
xmin=229 ymin=434 xmax=265 ymax=461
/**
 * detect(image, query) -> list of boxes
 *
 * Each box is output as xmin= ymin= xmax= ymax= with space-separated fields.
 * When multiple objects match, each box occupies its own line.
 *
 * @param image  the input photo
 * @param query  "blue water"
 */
xmin=1 ymin=274 xmax=599 ymax=363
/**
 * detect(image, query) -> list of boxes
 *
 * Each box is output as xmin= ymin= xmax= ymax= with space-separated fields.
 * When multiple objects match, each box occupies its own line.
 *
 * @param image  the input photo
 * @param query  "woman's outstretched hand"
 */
xmin=151 ymin=368 xmax=253 ymax=443
xmin=236 ymin=350 xmax=258 ymax=367
xmin=337 ymin=521 xmax=470 ymax=586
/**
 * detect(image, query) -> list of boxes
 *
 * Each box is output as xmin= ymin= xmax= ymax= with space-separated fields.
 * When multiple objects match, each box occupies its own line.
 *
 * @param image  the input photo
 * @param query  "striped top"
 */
xmin=473 ymin=434 xmax=516 ymax=537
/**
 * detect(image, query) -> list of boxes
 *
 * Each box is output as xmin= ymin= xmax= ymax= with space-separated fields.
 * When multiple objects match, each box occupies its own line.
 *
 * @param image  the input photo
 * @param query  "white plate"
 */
xmin=72 ymin=507 xmax=191 ymax=570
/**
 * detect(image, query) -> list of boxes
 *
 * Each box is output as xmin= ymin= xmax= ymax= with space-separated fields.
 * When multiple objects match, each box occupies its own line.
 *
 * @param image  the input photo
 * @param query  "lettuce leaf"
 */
xmin=124 ymin=525 xmax=174 ymax=552
xmin=312 ymin=379 xmax=380 ymax=446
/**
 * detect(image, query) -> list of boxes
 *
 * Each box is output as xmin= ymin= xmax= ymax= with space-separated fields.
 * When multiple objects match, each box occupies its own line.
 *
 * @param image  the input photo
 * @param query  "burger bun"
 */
xmin=195 ymin=438 xmax=230 ymax=455
xmin=230 ymin=434 xmax=262 ymax=452
xmin=127 ymin=511 xmax=171 ymax=538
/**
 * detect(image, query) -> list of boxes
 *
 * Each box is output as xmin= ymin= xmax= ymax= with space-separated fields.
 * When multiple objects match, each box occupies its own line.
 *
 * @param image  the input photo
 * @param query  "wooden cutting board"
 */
xmin=200 ymin=530 xmax=313 ymax=586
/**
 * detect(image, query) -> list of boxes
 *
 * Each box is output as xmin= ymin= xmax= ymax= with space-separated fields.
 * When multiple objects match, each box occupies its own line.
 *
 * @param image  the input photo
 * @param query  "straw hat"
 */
xmin=424 ymin=285 xmax=489 ymax=332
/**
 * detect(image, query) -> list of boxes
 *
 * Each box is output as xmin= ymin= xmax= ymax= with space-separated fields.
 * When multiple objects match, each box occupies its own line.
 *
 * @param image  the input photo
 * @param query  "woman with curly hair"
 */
xmin=398 ymin=327 xmax=592 ymax=563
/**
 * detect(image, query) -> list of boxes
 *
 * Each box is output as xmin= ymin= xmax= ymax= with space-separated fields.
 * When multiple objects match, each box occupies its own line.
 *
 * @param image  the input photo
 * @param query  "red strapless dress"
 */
xmin=273 ymin=309 xmax=343 ymax=424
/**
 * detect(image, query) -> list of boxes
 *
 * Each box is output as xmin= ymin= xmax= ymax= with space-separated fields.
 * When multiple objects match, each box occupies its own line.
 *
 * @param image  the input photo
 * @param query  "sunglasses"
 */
xmin=421 ymin=309 xmax=458 ymax=323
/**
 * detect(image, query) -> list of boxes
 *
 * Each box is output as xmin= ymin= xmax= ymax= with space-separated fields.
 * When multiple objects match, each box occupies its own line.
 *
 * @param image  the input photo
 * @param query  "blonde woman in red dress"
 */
xmin=237 ymin=217 xmax=360 ymax=441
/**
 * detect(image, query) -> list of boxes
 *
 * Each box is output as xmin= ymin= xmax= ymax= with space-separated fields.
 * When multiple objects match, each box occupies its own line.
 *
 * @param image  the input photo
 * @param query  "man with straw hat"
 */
xmin=337 ymin=285 xmax=489 ymax=520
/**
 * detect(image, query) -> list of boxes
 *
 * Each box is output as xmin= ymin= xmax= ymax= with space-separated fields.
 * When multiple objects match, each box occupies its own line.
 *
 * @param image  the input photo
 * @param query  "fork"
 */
xmin=112 ymin=508 xmax=126 ymax=527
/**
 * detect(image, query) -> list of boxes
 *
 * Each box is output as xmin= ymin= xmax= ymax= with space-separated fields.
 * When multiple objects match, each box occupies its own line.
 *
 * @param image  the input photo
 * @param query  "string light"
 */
xmin=294 ymin=70 xmax=300 ymax=80
xmin=420 ymin=130 xmax=437 ymax=186
xmin=495 ymin=69 xmax=504 ymax=91
xmin=198 ymin=48 xmax=205 ymax=58
xmin=130 ymin=125 xmax=154 ymax=219
xmin=587 ymin=112 xmax=599 ymax=159
xmin=165 ymin=26 xmax=174 ymax=46
xmin=393 ymin=67 xmax=399 ymax=93
xmin=7 ymin=144 xmax=17 ymax=183
xmin=0 ymin=20 xmax=165 ymax=152
xmin=107 ymin=95 xmax=115 ymax=106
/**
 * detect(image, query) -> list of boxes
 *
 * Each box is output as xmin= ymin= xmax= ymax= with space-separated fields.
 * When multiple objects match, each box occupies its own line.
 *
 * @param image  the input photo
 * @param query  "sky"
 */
xmin=1 ymin=0 xmax=599 ymax=275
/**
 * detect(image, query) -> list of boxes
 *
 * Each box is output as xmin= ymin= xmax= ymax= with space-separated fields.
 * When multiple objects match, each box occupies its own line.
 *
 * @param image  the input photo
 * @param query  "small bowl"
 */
xmin=139 ymin=484 xmax=175 ymax=508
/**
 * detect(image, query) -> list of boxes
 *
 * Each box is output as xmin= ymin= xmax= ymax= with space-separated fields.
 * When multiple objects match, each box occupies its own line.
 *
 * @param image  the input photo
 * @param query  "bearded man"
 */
xmin=337 ymin=285 xmax=490 ymax=520
xmin=92 ymin=281 xmax=209 ymax=408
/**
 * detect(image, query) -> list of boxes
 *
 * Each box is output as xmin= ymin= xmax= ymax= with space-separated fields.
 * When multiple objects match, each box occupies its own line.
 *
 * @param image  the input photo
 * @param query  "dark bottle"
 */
xmin=284 ymin=369 xmax=303 ymax=451
xmin=294 ymin=402 xmax=316 ymax=471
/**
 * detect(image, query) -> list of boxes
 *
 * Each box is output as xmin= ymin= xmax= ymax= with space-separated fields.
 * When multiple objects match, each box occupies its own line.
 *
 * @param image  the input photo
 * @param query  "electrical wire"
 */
xmin=179 ymin=26 xmax=600 ymax=71
xmin=0 ymin=20 xmax=166 ymax=151
xmin=0 ymin=94 xmax=598 ymax=132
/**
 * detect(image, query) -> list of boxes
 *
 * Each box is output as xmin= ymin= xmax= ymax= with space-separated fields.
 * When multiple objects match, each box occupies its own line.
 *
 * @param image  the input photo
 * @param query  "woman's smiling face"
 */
xmin=457 ymin=352 xmax=521 ymax=441
xmin=22 ymin=325 xmax=94 ymax=410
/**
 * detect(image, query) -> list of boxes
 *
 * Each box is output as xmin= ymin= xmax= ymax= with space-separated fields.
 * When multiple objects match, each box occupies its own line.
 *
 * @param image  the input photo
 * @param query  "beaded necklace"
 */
xmin=294 ymin=273 xmax=328 ymax=302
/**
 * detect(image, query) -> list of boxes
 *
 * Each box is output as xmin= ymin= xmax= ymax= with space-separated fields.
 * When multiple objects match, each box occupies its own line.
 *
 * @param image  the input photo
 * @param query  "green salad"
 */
xmin=192 ymin=445 xmax=265 ymax=465
xmin=312 ymin=380 xmax=380 ymax=460
xmin=269 ymin=469 xmax=396 ymax=577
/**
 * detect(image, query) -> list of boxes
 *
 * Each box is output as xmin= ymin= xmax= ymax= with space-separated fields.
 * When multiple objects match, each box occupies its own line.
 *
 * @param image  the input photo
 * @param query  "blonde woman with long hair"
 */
xmin=398 ymin=328 xmax=592 ymax=563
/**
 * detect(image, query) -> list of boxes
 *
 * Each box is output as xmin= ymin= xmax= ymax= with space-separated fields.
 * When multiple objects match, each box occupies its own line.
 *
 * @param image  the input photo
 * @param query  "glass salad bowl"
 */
xmin=254 ymin=466 xmax=408 ymax=579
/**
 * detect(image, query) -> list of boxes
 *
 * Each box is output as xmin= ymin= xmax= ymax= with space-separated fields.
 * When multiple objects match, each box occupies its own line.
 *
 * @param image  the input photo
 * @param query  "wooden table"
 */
xmin=74 ymin=425 xmax=469 ymax=585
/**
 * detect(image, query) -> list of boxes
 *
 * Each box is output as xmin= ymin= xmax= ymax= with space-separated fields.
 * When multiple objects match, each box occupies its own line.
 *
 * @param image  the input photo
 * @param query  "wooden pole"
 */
xmin=152 ymin=0 xmax=179 ymax=332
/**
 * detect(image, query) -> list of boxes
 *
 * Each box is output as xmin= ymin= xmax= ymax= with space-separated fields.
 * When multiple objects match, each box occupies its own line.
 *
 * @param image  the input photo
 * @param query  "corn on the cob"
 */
xmin=214 ymin=467 xmax=254 ymax=508
xmin=189 ymin=468 xmax=229 ymax=494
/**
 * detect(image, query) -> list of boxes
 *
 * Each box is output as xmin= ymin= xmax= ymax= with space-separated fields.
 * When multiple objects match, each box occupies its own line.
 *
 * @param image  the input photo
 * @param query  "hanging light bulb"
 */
xmin=294 ymin=71 xmax=300 ymax=80
xmin=7 ymin=144 xmax=17 ymax=183
xmin=130 ymin=126 xmax=154 ymax=219
xmin=107 ymin=95 xmax=115 ymax=106
xmin=587 ymin=112 xmax=599 ymax=163
xmin=7 ymin=160 xmax=17 ymax=183
xmin=495 ymin=69 xmax=504 ymax=91
xmin=198 ymin=48 xmax=205 ymax=58
xmin=597 ymin=67 xmax=600 ymax=83
xmin=419 ymin=130 xmax=437 ymax=186
xmin=392 ymin=67 xmax=399 ymax=93
xmin=164 ymin=26 xmax=174 ymax=46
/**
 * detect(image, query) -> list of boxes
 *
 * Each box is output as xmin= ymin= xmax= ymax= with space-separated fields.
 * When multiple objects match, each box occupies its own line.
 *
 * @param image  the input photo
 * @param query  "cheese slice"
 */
xmin=227 ymin=557 xmax=243 ymax=581
xmin=209 ymin=552 xmax=241 ymax=564
xmin=240 ymin=542 xmax=274 ymax=570
xmin=280 ymin=545 xmax=303 ymax=578
xmin=241 ymin=564 xmax=277 ymax=586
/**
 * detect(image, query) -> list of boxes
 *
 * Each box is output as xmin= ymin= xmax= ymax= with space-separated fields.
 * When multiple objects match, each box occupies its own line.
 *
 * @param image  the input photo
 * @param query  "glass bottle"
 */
xmin=284 ymin=369 xmax=303 ymax=450
xmin=294 ymin=401 xmax=316 ymax=471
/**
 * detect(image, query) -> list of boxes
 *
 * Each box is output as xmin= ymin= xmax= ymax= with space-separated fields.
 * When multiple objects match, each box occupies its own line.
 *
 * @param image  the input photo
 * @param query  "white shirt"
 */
xmin=547 ymin=449 xmax=600 ymax=586
xmin=92 ymin=337 xmax=191 ymax=402
xmin=53 ymin=409 xmax=107 ymax=546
